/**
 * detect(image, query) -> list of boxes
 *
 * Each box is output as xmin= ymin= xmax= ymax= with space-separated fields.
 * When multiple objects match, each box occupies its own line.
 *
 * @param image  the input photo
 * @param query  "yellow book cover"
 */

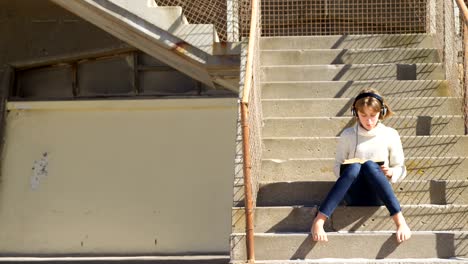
xmin=342 ymin=158 xmax=384 ymax=166
xmin=340 ymin=159 xmax=384 ymax=175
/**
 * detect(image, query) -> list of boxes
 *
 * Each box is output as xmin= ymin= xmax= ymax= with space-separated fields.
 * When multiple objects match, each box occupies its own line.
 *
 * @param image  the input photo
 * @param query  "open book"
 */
xmin=342 ymin=158 xmax=384 ymax=165
xmin=340 ymin=158 xmax=384 ymax=175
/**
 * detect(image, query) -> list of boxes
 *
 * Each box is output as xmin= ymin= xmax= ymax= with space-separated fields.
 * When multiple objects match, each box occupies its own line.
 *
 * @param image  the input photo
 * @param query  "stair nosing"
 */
xmin=232 ymin=230 xmax=468 ymax=236
xmin=261 ymin=80 xmax=447 ymax=84
xmin=262 ymin=156 xmax=468 ymax=161
xmin=260 ymin=47 xmax=439 ymax=52
xmin=262 ymin=97 xmax=461 ymax=101
xmin=261 ymin=62 xmax=443 ymax=68
xmin=263 ymin=135 xmax=468 ymax=139
xmin=263 ymin=115 xmax=464 ymax=120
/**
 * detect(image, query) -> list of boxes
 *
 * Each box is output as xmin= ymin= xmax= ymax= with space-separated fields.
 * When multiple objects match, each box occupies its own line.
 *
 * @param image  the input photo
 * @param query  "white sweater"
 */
xmin=334 ymin=122 xmax=407 ymax=183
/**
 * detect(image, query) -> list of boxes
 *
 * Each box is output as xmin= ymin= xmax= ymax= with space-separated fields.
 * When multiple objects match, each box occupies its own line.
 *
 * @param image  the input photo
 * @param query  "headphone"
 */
xmin=351 ymin=92 xmax=387 ymax=117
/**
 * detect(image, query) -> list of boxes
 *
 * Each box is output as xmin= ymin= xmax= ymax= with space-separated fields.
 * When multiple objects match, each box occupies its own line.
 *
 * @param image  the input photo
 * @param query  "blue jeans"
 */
xmin=319 ymin=161 xmax=401 ymax=218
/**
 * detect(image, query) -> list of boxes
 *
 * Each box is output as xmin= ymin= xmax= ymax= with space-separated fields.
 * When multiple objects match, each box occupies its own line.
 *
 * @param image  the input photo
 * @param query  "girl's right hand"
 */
xmin=380 ymin=165 xmax=393 ymax=179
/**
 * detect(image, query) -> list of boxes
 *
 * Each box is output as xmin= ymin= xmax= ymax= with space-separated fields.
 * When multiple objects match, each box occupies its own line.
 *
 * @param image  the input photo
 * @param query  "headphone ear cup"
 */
xmin=381 ymin=105 xmax=387 ymax=117
xmin=351 ymin=107 xmax=356 ymax=117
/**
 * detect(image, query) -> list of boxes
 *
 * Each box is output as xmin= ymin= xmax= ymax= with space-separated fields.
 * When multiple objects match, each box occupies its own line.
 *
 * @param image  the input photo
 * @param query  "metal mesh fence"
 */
xmin=154 ymin=0 xmax=429 ymax=40
xmin=154 ymin=0 xmax=241 ymax=42
xmin=433 ymin=0 xmax=468 ymax=133
xmin=246 ymin=0 xmax=263 ymax=204
xmin=260 ymin=0 xmax=427 ymax=36
xmin=463 ymin=11 xmax=468 ymax=133
xmin=461 ymin=0 xmax=468 ymax=133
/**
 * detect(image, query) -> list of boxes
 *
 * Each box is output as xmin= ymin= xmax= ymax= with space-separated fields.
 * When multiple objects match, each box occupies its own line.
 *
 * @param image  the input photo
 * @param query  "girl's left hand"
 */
xmin=380 ymin=165 xmax=393 ymax=179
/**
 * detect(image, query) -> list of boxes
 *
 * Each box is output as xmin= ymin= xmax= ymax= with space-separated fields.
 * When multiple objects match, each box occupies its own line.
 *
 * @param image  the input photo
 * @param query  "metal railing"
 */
xmin=433 ymin=0 xmax=468 ymax=134
xmin=455 ymin=0 xmax=468 ymax=133
xmin=240 ymin=0 xmax=261 ymax=261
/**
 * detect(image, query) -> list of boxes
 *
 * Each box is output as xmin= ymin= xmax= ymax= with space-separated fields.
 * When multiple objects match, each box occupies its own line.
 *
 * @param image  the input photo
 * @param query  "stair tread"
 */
xmin=262 ymin=63 xmax=443 ymax=67
xmin=250 ymin=259 xmax=468 ymax=264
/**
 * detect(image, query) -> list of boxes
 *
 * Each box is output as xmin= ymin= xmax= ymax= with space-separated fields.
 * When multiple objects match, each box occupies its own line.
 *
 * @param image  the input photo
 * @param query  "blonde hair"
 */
xmin=354 ymin=88 xmax=393 ymax=120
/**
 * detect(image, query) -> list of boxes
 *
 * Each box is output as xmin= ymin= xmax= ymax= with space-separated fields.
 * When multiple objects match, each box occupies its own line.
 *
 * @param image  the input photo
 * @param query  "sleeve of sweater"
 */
xmin=388 ymin=128 xmax=407 ymax=183
xmin=334 ymin=129 xmax=352 ymax=178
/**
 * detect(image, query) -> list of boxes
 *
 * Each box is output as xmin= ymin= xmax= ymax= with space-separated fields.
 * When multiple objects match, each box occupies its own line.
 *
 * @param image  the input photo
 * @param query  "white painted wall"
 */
xmin=0 ymin=98 xmax=237 ymax=255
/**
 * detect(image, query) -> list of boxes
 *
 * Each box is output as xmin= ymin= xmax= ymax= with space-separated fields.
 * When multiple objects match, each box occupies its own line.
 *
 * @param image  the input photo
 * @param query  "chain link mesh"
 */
xmin=260 ymin=0 xmax=426 ymax=36
xmin=433 ymin=0 xmax=467 ymax=133
xmin=246 ymin=0 xmax=263 ymax=204
xmin=461 ymin=0 xmax=468 ymax=133
xmin=154 ymin=0 xmax=240 ymax=42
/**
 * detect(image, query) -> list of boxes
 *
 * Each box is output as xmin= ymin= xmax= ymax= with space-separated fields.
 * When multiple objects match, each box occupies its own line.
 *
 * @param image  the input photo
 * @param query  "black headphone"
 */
xmin=351 ymin=92 xmax=387 ymax=117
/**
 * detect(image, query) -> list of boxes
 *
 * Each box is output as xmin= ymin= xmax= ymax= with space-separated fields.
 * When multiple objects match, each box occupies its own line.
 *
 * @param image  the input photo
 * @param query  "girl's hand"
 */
xmin=380 ymin=165 xmax=393 ymax=179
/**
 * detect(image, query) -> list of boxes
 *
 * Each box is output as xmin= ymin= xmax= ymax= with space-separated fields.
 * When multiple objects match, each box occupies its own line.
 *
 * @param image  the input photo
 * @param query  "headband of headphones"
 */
xmin=353 ymin=92 xmax=384 ymax=107
xmin=351 ymin=92 xmax=387 ymax=117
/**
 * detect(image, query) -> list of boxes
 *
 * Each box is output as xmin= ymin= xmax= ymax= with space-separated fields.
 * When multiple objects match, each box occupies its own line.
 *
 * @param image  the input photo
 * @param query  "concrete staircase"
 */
xmin=49 ymin=0 xmax=240 ymax=91
xmin=231 ymin=34 xmax=468 ymax=263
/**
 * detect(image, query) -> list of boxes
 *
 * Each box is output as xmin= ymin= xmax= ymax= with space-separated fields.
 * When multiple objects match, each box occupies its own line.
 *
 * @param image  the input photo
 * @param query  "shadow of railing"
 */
xmin=330 ymin=48 xmax=440 ymax=65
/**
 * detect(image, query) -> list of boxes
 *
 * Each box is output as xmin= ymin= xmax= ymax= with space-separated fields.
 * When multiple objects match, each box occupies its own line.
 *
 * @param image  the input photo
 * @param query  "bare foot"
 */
xmin=396 ymin=222 xmax=411 ymax=243
xmin=392 ymin=212 xmax=411 ymax=243
xmin=311 ymin=213 xmax=328 ymax=242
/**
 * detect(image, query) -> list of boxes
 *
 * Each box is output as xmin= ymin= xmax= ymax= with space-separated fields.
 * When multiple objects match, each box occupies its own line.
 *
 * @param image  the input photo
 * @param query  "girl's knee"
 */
xmin=341 ymin=163 xmax=361 ymax=180
xmin=362 ymin=160 xmax=381 ymax=172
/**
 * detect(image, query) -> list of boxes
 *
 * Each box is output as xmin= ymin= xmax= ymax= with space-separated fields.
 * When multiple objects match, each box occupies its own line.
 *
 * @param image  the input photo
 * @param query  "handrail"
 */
xmin=240 ymin=0 xmax=260 ymax=262
xmin=455 ymin=0 xmax=468 ymax=24
xmin=241 ymin=0 xmax=259 ymax=105
xmin=455 ymin=0 xmax=468 ymax=134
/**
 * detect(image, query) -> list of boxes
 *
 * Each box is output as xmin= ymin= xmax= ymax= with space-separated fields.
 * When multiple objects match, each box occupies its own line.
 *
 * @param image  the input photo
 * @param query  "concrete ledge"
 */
xmin=263 ymin=116 xmax=465 ymax=137
xmin=256 ymin=180 xmax=468 ymax=206
xmin=231 ymin=232 xmax=468 ymax=260
xmin=262 ymin=97 xmax=461 ymax=117
xmin=237 ymin=259 xmax=468 ymax=263
xmin=261 ymin=64 xmax=444 ymax=82
xmin=260 ymin=157 xmax=468 ymax=182
xmin=0 ymin=256 xmax=229 ymax=263
xmin=260 ymin=34 xmax=435 ymax=50
xmin=262 ymin=136 xmax=468 ymax=159
xmin=261 ymin=80 xmax=449 ymax=99
xmin=232 ymin=205 xmax=468 ymax=233
xmin=261 ymin=48 xmax=440 ymax=66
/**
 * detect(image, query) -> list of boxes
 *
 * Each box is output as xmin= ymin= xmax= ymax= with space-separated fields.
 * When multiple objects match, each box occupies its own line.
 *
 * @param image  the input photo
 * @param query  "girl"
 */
xmin=311 ymin=88 xmax=411 ymax=243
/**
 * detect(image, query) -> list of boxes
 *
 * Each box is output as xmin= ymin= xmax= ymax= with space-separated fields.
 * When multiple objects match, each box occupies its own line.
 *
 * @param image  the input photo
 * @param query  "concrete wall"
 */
xmin=0 ymin=0 xmax=129 ymax=68
xmin=0 ymin=98 xmax=237 ymax=255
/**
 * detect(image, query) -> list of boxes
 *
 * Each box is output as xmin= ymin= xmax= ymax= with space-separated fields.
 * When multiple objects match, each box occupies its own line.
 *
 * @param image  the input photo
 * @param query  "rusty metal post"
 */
xmin=240 ymin=102 xmax=255 ymax=263
xmin=455 ymin=0 xmax=468 ymax=133
xmin=464 ymin=22 xmax=468 ymax=134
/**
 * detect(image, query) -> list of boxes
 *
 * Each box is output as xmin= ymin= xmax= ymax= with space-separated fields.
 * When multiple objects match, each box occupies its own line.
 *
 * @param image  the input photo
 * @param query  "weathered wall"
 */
xmin=0 ymin=0 xmax=238 ymax=256
xmin=0 ymin=98 xmax=237 ymax=255
xmin=0 ymin=0 xmax=129 ymax=68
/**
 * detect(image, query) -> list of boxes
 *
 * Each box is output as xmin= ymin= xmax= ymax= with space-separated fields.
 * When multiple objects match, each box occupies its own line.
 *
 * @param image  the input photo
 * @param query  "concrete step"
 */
xmin=256 ymin=180 xmax=468 ymax=206
xmin=262 ymin=97 xmax=462 ymax=117
xmin=263 ymin=116 xmax=465 ymax=137
xmin=261 ymin=64 xmax=444 ymax=82
xmin=261 ymin=49 xmax=440 ymax=66
xmin=262 ymin=136 xmax=468 ymax=159
xmin=87 ymin=0 xmax=217 ymax=53
xmin=0 ymin=256 xmax=229 ymax=263
xmin=173 ymin=24 xmax=216 ymax=54
xmin=264 ymin=135 xmax=468 ymax=159
xmin=232 ymin=205 xmax=468 ymax=233
xmin=260 ymin=34 xmax=435 ymax=50
xmin=239 ymin=258 xmax=468 ymax=263
xmin=111 ymin=0 xmax=185 ymax=30
xmin=230 ymin=231 xmax=468 ymax=260
xmin=260 ymin=157 xmax=468 ymax=182
xmin=261 ymin=80 xmax=449 ymax=99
